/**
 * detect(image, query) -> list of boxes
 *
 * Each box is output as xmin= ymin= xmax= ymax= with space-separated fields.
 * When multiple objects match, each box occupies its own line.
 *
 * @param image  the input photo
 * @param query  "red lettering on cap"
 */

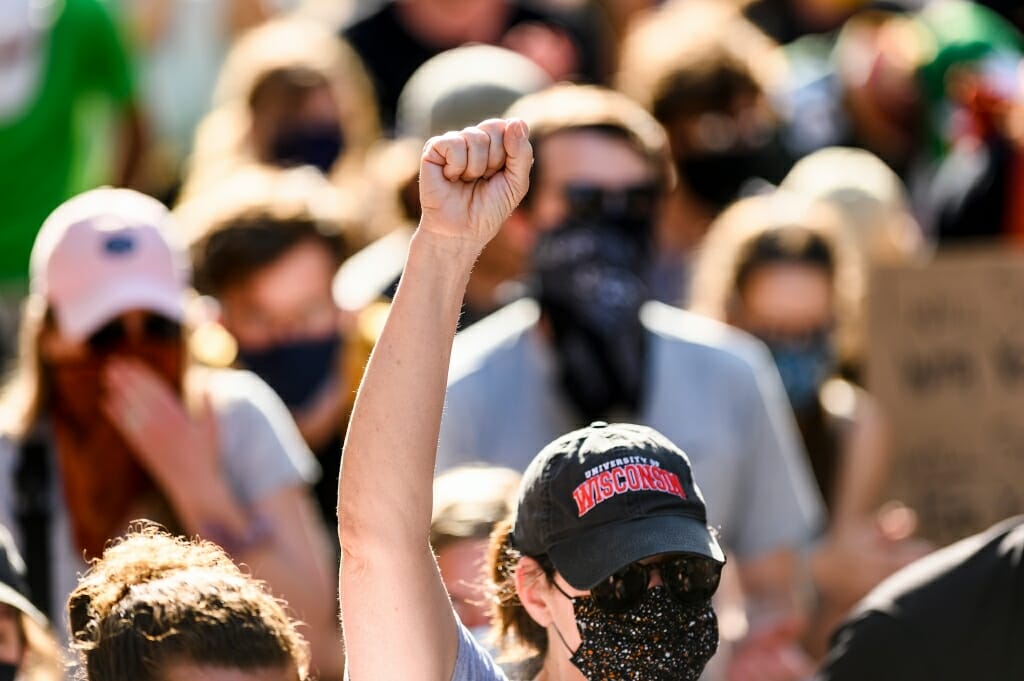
xmin=613 ymin=469 xmax=629 ymax=494
xmin=572 ymin=464 xmax=688 ymax=516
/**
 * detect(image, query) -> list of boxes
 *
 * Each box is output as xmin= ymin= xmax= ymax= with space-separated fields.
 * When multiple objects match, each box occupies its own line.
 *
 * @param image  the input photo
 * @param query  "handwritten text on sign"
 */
xmin=868 ymin=249 xmax=1024 ymax=545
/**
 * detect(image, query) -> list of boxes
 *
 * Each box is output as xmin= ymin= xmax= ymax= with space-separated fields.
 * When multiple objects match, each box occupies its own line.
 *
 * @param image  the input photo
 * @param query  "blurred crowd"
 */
xmin=1 ymin=0 xmax=1023 ymax=678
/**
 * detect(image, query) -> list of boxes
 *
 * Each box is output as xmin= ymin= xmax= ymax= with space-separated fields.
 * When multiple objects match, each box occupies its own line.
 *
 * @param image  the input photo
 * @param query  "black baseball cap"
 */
xmin=510 ymin=422 xmax=725 ymax=590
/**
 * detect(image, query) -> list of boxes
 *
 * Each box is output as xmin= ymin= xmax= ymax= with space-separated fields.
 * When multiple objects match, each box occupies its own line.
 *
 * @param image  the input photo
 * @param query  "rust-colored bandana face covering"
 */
xmin=46 ymin=339 xmax=183 ymax=558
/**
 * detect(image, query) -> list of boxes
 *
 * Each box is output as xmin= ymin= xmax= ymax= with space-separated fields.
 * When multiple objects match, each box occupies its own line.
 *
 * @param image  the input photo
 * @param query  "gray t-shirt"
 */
xmin=0 ymin=367 xmax=320 ymax=642
xmin=452 ymin=620 xmax=509 ymax=681
xmin=438 ymin=299 xmax=824 ymax=560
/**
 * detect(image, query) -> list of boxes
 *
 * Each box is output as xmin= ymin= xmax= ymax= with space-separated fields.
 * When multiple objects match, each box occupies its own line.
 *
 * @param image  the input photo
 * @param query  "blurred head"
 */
xmin=505 ymin=84 xmax=672 ymax=239
xmin=184 ymin=166 xmax=350 ymax=412
xmin=68 ymin=524 xmax=309 ymax=681
xmin=691 ymin=192 xmax=862 ymax=408
xmin=487 ymin=423 xmax=723 ymax=680
xmin=617 ymin=1 xmax=788 ymax=212
xmin=432 ymin=466 xmax=521 ymax=629
xmin=0 ymin=188 xmax=189 ymax=437
xmin=0 ymin=525 xmax=62 ymax=681
xmin=781 ymin=146 xmax=927 ymax=266
xmin=185 ymin=19 xmax=378 ymax=199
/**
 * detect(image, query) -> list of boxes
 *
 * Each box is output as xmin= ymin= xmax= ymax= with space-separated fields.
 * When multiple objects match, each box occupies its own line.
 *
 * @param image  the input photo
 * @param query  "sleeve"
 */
xmin=78 ymin=0 xmax=136 ymax=103
xmin=450 ymin=619 xmax=510 ymax=681
xmin=815 ymin=611 xmax=921 ymax=681
xmin=730 ymin=342 xmax=826 ymax=558
xmin=212 ymin=370 xmax=321 ymax=506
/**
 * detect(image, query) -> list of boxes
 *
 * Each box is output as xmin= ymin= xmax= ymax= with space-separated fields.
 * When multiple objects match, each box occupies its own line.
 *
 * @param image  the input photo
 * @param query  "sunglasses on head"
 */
xmin=542 ymin=553 xmax=722 ymax=613
xmin=87 ymin=314 xmax=182 ymax=354
xmin=564 ymin=183 xmax=660 ymax=227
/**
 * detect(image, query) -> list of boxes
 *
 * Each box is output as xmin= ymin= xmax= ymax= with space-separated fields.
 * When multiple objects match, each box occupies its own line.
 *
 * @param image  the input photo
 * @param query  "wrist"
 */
xmin=411 ymin=224 xmax=485 ymax=269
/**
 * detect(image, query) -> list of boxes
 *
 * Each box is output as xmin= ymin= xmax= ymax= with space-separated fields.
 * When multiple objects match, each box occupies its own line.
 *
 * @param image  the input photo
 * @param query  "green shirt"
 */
xmin=0 ymin=0 xmax=135 ymax=284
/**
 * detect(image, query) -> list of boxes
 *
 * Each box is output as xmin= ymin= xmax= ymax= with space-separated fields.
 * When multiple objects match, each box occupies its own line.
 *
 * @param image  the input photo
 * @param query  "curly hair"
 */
xmin=67 ymin=523 xmax=310 ymax=681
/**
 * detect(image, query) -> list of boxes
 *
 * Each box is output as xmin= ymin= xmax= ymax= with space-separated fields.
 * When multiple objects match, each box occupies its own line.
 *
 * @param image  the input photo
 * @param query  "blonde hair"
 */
xmin=689 ymin=191 xmax=864 ymax=364
xmin=183 ymin=18 xmax=379 ymax=204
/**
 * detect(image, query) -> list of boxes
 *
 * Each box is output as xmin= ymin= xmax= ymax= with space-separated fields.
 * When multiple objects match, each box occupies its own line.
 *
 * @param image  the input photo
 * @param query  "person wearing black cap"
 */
xmin=337 ymin=118 xmax=724 ymax=681
xmin=0 ymin=525 xmax=62 ymax=681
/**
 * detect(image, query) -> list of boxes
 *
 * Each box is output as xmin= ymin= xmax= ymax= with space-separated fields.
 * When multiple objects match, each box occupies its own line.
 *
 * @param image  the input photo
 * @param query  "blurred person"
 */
xmin=183 ymin=165 xmax=358 ymax=533
xmin=68 ymin=523 xmax=312 ymax=681
xmin=912 ymin=3 xmax=1024 ymax=243
xmin=183 ymin=17 xmax=380 ymax=243
xmin=431 ymin=465 xmax=521 ymax=637
xmin=341 ymin=0 xmax=598 ymax=132
xmin=334 ymin=44 xmax=551 ymax=324
xmin=0 ymin=525 xmax=62 ymax=681
xmin=0 ymin=0 xmax=143 ymax=356
xmin=117 ymin=0 xmax=276 ymax=201
xmin=436 ymin=86 xmax=823 ymax=680
xmin=0 ymin=188 xmax=344 ymax=679
xmin=689 ymin=191 xmax=932 ymax=654
xmin=780 ymin=146 xmax=928 ymax=268
xmin=616 ymin=0 xmax=792 ymax=304
xmin=778 ymin=2 xmax=1021 ymax=189
xmin=338 ymin=117 xmax=727 ymax=681
xmin=816 ymin=515 xmax=1024 ymax=681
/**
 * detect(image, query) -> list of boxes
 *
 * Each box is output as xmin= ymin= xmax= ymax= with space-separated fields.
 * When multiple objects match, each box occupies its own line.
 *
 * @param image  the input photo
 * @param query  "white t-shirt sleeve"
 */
xmin=206 ymin=369 xmax=321 ymax=505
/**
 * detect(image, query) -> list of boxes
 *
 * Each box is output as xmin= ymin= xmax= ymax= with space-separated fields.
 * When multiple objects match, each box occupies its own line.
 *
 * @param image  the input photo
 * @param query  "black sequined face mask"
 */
xmin=567 ymin=585 xmax=718 ymax=681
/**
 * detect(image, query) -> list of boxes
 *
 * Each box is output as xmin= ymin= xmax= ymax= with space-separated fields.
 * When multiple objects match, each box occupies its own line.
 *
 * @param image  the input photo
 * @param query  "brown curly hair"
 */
xmin=67 ymin=523 xmax=311 ymax=681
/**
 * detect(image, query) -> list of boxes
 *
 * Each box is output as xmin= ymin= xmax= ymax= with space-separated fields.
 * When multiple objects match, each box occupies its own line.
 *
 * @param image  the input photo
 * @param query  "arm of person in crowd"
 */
xmin=101 ymin=361 xmax=346 ymax=680
xmin=728 ymin=343 xmax=825 ymax=681
xmin=337 ymin=119 xmax=531 ymax=681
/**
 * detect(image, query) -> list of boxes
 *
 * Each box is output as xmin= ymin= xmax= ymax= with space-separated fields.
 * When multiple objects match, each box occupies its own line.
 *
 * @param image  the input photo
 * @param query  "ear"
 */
xmin=514 ymin=556 xmax=555 ymax=628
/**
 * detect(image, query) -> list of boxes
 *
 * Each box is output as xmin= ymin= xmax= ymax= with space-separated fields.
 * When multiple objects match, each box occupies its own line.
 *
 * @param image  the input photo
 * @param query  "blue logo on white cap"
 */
xmin=104 ymin=235 xmax=135 ymax=255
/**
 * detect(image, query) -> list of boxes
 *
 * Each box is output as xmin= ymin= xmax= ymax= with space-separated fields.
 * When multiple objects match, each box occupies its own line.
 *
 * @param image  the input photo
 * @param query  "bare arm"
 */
xmin=338 ymin=120 xmax=531 ymax=681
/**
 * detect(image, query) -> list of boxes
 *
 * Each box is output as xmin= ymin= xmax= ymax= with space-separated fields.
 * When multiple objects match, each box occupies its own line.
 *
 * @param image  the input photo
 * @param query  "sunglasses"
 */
xmin=564 ymin=183 xmax=660 ymax=227
xmin=543 ymin=554 xmax=722 ymax=613
xmin=87 ymin=314 xmax=182 ymax=354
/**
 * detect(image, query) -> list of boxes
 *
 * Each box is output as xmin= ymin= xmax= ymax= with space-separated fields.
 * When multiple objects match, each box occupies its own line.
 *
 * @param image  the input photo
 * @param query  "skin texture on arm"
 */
xmin=337 ymin=119 xmax=531 ymax=681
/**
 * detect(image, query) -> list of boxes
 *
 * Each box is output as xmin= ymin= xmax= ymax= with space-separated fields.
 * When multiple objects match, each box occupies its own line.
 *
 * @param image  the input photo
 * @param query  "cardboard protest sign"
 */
xmin=867 ymin=248 xmax=1024 ymax=545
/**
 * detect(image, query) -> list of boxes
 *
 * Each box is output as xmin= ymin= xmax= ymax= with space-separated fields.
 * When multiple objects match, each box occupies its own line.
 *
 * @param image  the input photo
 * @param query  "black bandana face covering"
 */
xmin=567 ymin=586 xmax=718 ymax=681
xmin=531 ymin=220 xmax=651 ymax=421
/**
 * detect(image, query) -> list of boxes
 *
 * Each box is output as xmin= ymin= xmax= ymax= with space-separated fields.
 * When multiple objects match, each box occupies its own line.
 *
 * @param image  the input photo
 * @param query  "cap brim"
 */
xmin=54 ymin=277 xmax=185 ymax=341
xmin=0 ymin=582 xmax=48 ymax=630
xmin=548 ymin=514 xmax=725 ymax=591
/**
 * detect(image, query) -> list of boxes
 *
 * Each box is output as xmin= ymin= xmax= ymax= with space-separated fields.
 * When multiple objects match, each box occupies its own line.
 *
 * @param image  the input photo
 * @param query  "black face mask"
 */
xmin=236 ymin=333 xmax=341 ymax=410
xmin=568 ymin=586 xmax=719 ymax=681
xmin=531 ymin=215 xmax=652 ymax=422
xmin=269 ymin=123 xmax=344 ymax=174
xmin=0 ymin=662 xmax=16 ymax=681
xmin=676 ymin=135 xmax=790 ymax=211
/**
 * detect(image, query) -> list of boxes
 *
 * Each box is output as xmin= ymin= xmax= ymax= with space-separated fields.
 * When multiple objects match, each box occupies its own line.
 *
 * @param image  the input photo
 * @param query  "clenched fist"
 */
xmin=418 ymin=118 xmax=532 ymax=251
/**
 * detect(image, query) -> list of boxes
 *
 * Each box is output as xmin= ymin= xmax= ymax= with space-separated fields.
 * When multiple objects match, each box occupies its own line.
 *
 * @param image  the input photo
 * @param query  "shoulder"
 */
xmin=448 ymin=299 xmax=541 ymax=386
xmin=642 ymin=301 xmax=775 ymax=379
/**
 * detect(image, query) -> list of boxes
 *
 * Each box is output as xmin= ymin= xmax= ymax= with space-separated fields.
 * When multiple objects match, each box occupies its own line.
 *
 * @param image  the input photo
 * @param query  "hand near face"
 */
xmin=418 ymin=118 xmax=532 ymax=252
xmin=102 ymin=358 xmax=220 ymax=498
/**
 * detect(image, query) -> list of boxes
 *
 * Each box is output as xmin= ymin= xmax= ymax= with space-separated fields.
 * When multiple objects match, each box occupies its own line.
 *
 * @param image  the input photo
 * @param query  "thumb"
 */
xmin=502 ymin=118 xmax=533 ymax=205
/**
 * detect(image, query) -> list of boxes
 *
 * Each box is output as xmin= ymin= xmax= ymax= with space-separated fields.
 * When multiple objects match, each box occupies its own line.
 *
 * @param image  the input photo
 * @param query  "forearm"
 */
xmin=338 ymin=229 xmax=478 ymax=549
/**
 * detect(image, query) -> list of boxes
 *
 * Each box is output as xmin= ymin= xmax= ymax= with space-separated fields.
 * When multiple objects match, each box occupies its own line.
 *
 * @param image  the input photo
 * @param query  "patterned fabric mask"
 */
xmin=568 ymin=585 xmax=718 ymax=681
